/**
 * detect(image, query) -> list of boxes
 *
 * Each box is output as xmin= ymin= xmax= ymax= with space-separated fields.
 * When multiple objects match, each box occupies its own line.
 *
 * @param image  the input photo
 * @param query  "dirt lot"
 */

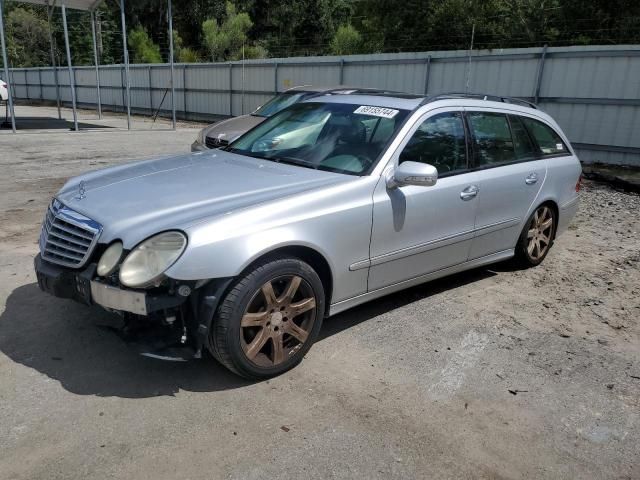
xmin=1 ymin=108 xmax=639 ymax=479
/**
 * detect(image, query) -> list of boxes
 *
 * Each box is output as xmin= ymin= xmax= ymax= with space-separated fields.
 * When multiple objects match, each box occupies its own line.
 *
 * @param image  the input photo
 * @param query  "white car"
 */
xmin=0 ymin=78 xmax=7 ymax=102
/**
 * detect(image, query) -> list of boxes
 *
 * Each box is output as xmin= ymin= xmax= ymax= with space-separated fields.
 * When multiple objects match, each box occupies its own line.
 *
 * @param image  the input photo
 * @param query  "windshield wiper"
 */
xmin=223 ymin=150 xmax=318 ymax=170
xmin=274 ymin=156 xmax=318 ymax=169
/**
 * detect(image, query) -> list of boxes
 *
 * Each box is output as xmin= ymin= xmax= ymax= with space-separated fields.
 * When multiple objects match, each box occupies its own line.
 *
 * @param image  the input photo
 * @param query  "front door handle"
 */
xmin=460 ymin=185 xmax=479 ymax=201
xmin=525 ymin=173 xmax=539 ymax=185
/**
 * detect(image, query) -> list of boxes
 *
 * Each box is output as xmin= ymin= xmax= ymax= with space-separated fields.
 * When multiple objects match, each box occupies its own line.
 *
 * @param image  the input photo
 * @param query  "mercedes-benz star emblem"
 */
xmin=75 ymin=181 xmax=86 ymax=200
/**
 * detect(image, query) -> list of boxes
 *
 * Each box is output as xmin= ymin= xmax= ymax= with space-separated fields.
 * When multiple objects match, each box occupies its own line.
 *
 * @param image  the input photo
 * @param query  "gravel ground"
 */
xmin=0 ymin=113 xmax=639 ymax=479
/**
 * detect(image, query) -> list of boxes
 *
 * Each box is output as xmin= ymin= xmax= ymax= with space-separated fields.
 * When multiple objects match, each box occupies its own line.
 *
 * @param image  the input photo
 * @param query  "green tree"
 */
xmin=242 ymin=44 xmax=268 ymax=60
xmin=202 ymin=2 xmax=260 ymax=61
xmin=128 ymin=26 xmax=162 ymax=63
xmin=236 ymin=0 xmax=354 ymax=57
xmin=4 ymin=7 xmax=50 ymax=67
xmin=173 ymin=29 xmax=201 ymax=62
xmin=330 ymin=24 xmax=363 ymax=55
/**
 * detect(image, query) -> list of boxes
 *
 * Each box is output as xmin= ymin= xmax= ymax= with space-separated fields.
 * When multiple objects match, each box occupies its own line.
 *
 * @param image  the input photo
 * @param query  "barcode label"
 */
xmin=353 ymin=105 xmax=399 ymax=118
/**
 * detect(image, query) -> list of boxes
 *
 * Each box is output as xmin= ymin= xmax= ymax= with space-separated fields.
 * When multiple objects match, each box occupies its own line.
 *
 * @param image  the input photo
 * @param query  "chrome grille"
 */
xmin=39 ymin=199 xmax=102 ymax=268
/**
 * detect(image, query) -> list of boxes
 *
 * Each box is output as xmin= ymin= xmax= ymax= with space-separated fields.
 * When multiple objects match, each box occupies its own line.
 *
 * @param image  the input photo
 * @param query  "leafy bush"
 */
xmin=128 ymin=26 xmax=162 ymax=64
xmin=330 ymin=24 xmax=363 ymax=56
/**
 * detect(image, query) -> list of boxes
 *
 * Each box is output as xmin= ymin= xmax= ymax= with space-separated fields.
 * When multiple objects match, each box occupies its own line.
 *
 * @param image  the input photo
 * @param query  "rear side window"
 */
xmin=399 ymin=112 xmax=467 ymax=174
xmin=467 ymin=112 xmax=515 ymax=167
xmin=508 ymin=116 xmax=537 ymax=160
xmin=520 ymin=117 xmax=568 ymax=156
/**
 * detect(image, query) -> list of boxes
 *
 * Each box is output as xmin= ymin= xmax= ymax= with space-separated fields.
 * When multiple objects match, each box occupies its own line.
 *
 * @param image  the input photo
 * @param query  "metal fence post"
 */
xmin=38 ymin=68 xmax=43 ymax=99
xmin=120 ymin=66 xmax=125 ymax=112
xmin=229 ymin=63 xmax=233 ymax=115
xmin=423 ymin=55 xmax=431 ymax=95
xmin=0 ymin=0 xmax=16 ymax=132
xmin=534 ymin=44 xmax=548 ymax=104
xmin=91 ymin=10 xmax=102 ymax=119
xmin=46 ymin=4 xmax=61 ymax=120
xmin=25 ymin=70 xmax=30 ymax=100
xmin=119 ymin=0 xmax=131 ymax=130
xmin=274 ymin=62 xmax=278 ymax=94
xmin=182 ymin=64 xmax=187 ymax=120
xmin=168 ymin=0 xmax=176 ymax=129
xmin=339 ymin=58 xmax=344 ymax=85
xmin=61 ymin=4 xmax=79 ymax=131
xmin=147 ymin=66 xmax=153 ymax=114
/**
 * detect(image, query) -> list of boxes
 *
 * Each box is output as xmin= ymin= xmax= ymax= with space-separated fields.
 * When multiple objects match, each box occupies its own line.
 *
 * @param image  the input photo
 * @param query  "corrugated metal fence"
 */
xmin=7 ymin=45 xmax=640 ymax=166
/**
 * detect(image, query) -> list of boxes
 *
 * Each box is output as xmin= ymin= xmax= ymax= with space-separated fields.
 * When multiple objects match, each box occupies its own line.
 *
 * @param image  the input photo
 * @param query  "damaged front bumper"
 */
xmin=34 ymin=254 xmax=187 ymax=315
xmin=34 ymin=254 xmax=233 ymax=360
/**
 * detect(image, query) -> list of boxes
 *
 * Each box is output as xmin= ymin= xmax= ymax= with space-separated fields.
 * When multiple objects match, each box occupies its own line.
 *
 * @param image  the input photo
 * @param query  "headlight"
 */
xmin=97 ymin=241 xmax=123 ymax=277
xmin=196 ymin=127 xmax=206 ymax=144
xmin=119 ymin=231 xmax=187 ymax=288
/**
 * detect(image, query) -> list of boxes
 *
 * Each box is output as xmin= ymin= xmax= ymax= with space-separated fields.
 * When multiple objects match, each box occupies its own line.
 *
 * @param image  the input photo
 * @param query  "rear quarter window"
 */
xmin=520 ymin=117 xmax=568 ymax=156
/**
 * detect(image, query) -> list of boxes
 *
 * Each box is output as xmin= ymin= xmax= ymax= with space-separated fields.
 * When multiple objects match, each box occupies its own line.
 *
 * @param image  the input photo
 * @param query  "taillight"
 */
xmin=575 ymin=174 xmax=582 ymax=192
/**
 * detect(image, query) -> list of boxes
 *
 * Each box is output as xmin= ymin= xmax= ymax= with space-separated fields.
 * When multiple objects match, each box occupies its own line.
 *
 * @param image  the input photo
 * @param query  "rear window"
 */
xmin=467 ymin=112 xmax=515 ymax=167
xmin=520 ymin=117 xmax=568 ymax=156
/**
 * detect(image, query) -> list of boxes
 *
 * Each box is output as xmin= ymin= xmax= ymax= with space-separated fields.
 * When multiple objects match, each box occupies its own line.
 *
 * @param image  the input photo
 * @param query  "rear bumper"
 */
xmin=34 ymin=254 xmax=186 ymax=315
xmin=557 ymin=196 xmax=580 ymax=236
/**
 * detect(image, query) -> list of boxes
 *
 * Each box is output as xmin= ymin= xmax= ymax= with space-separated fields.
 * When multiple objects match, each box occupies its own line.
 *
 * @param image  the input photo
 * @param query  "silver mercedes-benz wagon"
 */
xmin=34 ymin=92 xmax=581 ymax=379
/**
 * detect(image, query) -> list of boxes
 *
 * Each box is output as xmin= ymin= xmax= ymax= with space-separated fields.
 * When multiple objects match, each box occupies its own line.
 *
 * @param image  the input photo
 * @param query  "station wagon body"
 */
xmin=34 ymin=92 xmax=581 ymax=378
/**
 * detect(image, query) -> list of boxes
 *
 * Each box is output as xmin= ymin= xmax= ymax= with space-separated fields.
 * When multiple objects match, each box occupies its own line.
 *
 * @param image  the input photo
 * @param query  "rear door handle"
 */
xmin=460 ymin=185 xmax=479 ymax=201
xmin=525 ymin=173 xmax=539 ymax=185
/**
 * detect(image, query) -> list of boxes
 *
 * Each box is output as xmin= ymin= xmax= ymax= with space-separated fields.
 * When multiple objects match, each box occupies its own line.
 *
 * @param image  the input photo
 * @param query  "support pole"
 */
xmin=119 ymin=0 xmax=131 ymax=130
xmin=61 ymin=4 xmax=78 ymax=131
xmin=46 ymin=2 xmax=62 ymax=120
xmin=147 ymin=65 xmax=152 ymax=112
xmin=423 ymin=55 xmax=431 ymax=95
xmin=273 ymin=62 xmax=278 ymax=94
xmin=228 ymin=63 xmax=232 ymax=116
xmin=182 ymin=64 xmax=187 ymax=120
xmin=167 ymin=0 xmax=176 ymax=129
xmin=0 ymin=0 xmax=16 ymax=132
xmin=91 ymin=10 xmax=102 ymax=119
xmin=534 ymin=44 xmax=548 ymax=104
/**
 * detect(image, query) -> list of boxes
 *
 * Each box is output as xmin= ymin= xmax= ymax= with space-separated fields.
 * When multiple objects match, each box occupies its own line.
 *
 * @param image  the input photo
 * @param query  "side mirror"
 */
xmin=387 ymin=161 xmax=438 ymax=189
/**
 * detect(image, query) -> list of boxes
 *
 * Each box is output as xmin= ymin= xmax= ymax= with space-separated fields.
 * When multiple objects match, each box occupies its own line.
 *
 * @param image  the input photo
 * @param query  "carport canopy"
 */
xmin=0 ymin=0 xmax=177 ymax=132
xmin=15 ymin=0 xmax=104 ymax=9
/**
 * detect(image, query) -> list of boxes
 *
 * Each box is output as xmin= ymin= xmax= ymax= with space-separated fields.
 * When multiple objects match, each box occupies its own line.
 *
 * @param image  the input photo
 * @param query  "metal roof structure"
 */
xmin=14 ymin=0 xmax=104 ymax=11
xmin=0 ymin=0 xmax=177 ymax=133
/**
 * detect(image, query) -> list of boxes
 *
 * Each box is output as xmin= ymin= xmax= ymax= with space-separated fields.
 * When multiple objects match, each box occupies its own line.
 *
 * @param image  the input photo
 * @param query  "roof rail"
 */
xmin=329 ymin=87 xmax=407 ymax=96
xmin=422 ymin=92 xmax=538 ymax=109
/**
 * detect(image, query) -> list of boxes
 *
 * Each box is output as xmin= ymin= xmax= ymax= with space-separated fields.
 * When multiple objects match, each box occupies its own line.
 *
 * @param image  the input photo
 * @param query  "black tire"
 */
xmin=514 ymin=203 xmax=557 ymax=267
xmin=208 ymin=255 xmax=325 ymax=379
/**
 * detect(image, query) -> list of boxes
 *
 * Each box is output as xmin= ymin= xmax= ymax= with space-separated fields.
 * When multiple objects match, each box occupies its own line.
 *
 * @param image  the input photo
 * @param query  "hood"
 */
xmin=57 ymin=150 xmax=351 ymax=247
xmin=205 ymin=115 xmax=265 ymax=144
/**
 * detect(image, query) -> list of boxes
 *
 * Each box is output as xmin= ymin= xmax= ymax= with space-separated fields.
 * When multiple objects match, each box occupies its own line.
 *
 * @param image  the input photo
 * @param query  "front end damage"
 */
xmin=34 ymin=253 xmax=232 ymax=361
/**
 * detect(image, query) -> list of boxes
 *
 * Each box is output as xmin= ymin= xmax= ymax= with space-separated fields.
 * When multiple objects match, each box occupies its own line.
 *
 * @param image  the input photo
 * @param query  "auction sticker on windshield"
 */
xmin=354 ymin=105 xmax=399 ymax=118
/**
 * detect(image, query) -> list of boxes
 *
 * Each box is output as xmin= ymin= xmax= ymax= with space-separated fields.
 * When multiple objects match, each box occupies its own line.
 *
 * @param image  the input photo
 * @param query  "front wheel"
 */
xmin=208 ymin=256 xmax=325 ymax=379
xmin=515 ymin=204 xmax=557 ymax=267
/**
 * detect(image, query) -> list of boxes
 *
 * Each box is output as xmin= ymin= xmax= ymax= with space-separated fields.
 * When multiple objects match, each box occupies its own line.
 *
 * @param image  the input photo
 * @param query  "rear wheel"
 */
xmin=208 ymin=256 xmax=325 ymax=379
xmin=515 ymin=204 xmax=557 ymax=267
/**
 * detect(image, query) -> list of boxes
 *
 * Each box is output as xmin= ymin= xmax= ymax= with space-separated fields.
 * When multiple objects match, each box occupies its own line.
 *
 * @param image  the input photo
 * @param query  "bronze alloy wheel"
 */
xmin=240 ymin=275 xmax=317 ymax=367
xmin=526 ymin=205 xmax=554 ymax=261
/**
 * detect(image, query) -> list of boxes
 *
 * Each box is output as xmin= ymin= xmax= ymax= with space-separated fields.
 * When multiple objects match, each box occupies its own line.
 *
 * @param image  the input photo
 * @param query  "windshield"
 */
xmin=227 ymin=102 xmax=409 ymax=175
xmin=253 ymin=92 xmax=310 ymax=117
